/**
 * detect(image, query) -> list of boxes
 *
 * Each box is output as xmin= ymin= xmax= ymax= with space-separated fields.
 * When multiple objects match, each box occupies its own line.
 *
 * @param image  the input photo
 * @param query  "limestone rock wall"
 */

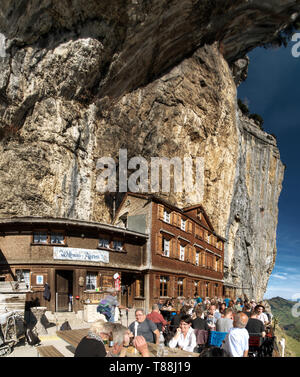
xmin=0 ymin=0 xmax=293 ymax=299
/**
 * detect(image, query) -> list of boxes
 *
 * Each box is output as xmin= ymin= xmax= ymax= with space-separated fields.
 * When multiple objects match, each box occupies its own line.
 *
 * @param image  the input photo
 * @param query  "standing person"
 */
xmin=146 ymin=304 xmax=167 ymax=332
xmin=219 ymin=302 xmax=226 ymax=317
xmin=242 ymin=303 xmax=252 ymax=318
xmin=129 ymin=309 xmax=160 ymax=344
xmin=222 ymin=313 xmax=249 ymax=357
xmin=97 ymin=288 xmax=127 ymax=323
xmin=224 ymin=296 xmax=231 ymax=308
xmin=168 ymin=315 xmax=197 ymax=352
xmin=246 ymin=309 xmax=266 ymax=337
xmin=216 ymin=308 xmax=234 ymax=333
xmin=255 ymin=305 xmax=269 ymax=325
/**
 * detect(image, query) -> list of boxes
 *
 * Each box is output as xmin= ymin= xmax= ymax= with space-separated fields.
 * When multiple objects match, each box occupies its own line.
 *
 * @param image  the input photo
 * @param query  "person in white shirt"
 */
xmin=222 ymin=312 xmax=249 ymax=357
xmin=168 ymin=315 xmax=197 ymax=352
xmin=255 ymin=305 xmax=269 ymax=325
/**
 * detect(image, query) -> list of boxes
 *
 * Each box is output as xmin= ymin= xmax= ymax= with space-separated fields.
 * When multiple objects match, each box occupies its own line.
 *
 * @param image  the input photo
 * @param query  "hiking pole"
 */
xmin=126 ymin=308 xmax=128 ymax=327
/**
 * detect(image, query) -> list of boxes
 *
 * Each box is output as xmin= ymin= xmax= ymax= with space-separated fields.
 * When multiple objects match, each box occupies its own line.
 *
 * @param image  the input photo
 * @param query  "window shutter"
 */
xmin=192 ymin=247 xmax=196 ymax=265
xmin=171 ymin=238 xmax=177 ymax=259
xmin=169 ymin=276 xmax=176 ymax=297
xmin=156 ymin=233 xmax=163 ymax=255
xmin=177 ymin=214 xmax=181 ymax=227
xmin=157 ymin=204 xmax=164 ymax=220
xmin=187 ymin=220 xmax=193 ymax=234
xmin=185 ymin=245 xmax=190 ymax=262
xmin=155 ymin=275 xmax=160 ymax=298
xmin=171 ymin=212 xmax=177 ymax=226
xmin=174 ymin=239 xmax=179 ymax=259
xmin=170 ymin=238 xmax=174 ymax=258
xmin=183 ymin=278 xmax=187 ymax=297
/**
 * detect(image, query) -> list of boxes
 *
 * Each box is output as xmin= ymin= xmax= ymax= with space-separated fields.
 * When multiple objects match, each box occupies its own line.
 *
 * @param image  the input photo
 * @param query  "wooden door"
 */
xmin=56 ymin=270 xmax=73 ymax=312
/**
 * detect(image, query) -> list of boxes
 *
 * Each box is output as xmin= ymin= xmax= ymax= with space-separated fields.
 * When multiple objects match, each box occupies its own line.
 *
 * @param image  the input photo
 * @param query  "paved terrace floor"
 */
xmin=5 ymin=309 xmax=136 ymax=357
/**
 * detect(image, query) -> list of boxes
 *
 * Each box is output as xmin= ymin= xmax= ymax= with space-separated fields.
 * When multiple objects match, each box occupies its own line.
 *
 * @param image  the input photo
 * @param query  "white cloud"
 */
xmin=272 ymin=274 xmax=288 ymax=280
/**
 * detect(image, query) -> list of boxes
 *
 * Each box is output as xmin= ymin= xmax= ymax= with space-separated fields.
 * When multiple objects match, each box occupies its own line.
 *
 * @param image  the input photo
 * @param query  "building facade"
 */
xmin=0 ymin=217 xmax=147 ymax=313
xmin=114 ymin=193 xmax=226 ymax=311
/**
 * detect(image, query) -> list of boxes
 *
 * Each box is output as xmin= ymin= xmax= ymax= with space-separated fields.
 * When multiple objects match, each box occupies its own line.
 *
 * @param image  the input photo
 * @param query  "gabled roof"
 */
xmin=115 ymin=192 xmax=226 ymax=242
xmin=182 ymin=204 xmax=214 ymax=233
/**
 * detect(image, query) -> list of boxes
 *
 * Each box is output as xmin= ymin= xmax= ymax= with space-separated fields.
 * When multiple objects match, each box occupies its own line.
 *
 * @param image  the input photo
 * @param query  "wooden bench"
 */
xmin=37 ymin=345 xmax=65 ymax=357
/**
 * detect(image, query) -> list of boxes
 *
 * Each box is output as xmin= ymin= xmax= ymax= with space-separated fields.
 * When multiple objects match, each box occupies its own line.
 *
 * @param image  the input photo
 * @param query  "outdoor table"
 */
xmin=160 ymin=309 xmax=176 ymax=321
xmin=56 ymin=328 xmax=89 ymax=348
xmin=31 ymin=306 xmax=48 ymax=335
xmin=56 ymin=329 xmax=199 ymax=357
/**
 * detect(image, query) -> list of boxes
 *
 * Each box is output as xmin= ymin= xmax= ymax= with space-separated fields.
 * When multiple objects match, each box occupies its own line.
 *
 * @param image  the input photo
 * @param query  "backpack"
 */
xmin=25 ymin=328 xmax=41 ymax=346
xmin=60 ymin=321 xmax=72 ymax=331
xmin=97 ymin=299 xmax=112 ymax=321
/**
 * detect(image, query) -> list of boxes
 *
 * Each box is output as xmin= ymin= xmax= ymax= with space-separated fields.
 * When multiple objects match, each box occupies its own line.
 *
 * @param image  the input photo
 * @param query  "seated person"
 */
xmin=162 ymin=299 xmax=173 ymax=310
xmin=170 ymin=305 xmax=189 ymax=331
xmin=110 ymin=324 xmax=150 ymax=357
xmin=205 ymin=304 xmax=221 ymax=330
xmin=216 ymin=308 xmax=233 ymax=333
xmin=168 ymin=315 xmax=197 ymax=352
xmin=129 ymin=309 xmax=160 ymax=344
xmin=192 ymin=308 xmax=209 ymax=330
xmin=146 ymin=304 xmax=167 ymax=332
xmin=74 ymin=320 xmax=112 ymax=357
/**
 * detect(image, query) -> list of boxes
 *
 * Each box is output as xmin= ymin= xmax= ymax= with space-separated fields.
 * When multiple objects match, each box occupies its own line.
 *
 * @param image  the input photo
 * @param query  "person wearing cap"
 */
xmin=255 ymin=305 xmax=269 ymax=325
xmin=103 ymin=288 xmax=128 ymax=323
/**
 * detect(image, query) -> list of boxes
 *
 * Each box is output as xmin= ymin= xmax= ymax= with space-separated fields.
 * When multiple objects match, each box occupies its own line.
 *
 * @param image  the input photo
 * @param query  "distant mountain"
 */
xmin=267 ymin=296 xmax=300 ymax=342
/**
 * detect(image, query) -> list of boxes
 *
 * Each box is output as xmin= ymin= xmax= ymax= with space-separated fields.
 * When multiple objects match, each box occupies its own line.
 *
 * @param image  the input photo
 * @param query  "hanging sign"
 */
xmin=53 ymin=247 xmax=109 ymax=263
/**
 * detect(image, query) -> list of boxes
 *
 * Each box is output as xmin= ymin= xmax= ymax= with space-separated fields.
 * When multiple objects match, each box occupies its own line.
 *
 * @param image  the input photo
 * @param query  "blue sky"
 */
xmin=238 ymin=39 xmax=300 ymax=301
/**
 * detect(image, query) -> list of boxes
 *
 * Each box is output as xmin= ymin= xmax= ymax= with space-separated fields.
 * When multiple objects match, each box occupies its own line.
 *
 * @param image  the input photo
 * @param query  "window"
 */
xmin=177 ymin=278 xmax=184 ymax=296
xmin=181 ymin=219 xmax=186 ymax=231
xmin=163 ymin=210 xmax=170 ymax=223
xmin=160 ymin=276 xmax=168 ymax=296
xmin=33 ymin=231 xmax=48 ymax=244
xmin=179 ymin=244 xmax=185 ymax=261
xmin=194 ymin=281 xmax=199 ymax=296
xmin=86 ymin=272 xmax=97 ymax=290
xmin=136 ymin=279 xmax=144 ymax=297
xmin=99 ymin=238 xmax=110 ymax=249
xmin=195 ymin=252 xmax=199 ymax=266
xmin=16 ymin=269 xmax=30 ymax=288
xmin=163 ymin=238 xmax=170 ymax=257
xmin=113 ymin=240 xmax=123 ymax=251
xmin=50 ymin=232 xmax=65 ymax=244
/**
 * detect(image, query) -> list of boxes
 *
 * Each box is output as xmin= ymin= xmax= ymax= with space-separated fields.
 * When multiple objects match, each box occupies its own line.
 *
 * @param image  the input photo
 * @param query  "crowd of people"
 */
xmin=75 ymin=289 xmax=273 ymax=358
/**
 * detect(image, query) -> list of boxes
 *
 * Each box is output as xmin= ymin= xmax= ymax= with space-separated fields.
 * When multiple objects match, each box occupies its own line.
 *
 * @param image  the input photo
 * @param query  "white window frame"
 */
xmin=195 ymin=252 xmax=200 ymax=266
xmin=163 ymin=238 xmax=170 ymax=257
xmin=33 ymin=231 xmax=48 ymax=244
xmin=179 ymin=244 xmax=185 ymax=261
xmin=181 ymin=218 xmax=186 ymax=231
xmin=16 ymin=269 xmax=30 ymax=288
xmin=50 ymin=232 xmax=65 ymax=244
xmin=99 ymin=238 xmax=110 ymax=249
xmin=86 ymin=272 xmax=97 ymax=290
xmin=163 ymin=210 xmax=170 ymax=223
xmin=113 ymin=240 xmax=123 ymax=251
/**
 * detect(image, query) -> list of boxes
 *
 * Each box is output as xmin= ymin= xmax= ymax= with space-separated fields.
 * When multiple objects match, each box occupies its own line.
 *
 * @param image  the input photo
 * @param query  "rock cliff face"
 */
xmin=0 ymin=0 xmax=294 ymax=300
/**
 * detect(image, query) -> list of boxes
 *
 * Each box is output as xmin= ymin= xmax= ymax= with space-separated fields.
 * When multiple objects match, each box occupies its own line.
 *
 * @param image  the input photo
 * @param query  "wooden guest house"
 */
xmin=0 ymin=217 xmax=148 ymax=315
xmin=113 ymin=192 xmax=226 ymax=311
